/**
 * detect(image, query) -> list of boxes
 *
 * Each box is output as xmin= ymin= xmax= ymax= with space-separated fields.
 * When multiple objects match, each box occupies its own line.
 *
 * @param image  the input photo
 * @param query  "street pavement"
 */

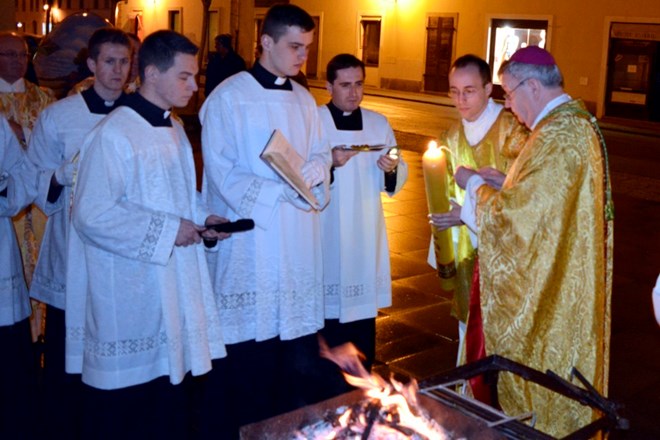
xmin=184 ymin=82 xmax=660 ymax=439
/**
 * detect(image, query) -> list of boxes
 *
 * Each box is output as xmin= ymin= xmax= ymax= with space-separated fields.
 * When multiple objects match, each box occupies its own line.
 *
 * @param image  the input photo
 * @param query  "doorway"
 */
xmin=424 ymin=15 xmax=456 ymax=93
xmin=605 ymin=22 xmax=660 ymax=122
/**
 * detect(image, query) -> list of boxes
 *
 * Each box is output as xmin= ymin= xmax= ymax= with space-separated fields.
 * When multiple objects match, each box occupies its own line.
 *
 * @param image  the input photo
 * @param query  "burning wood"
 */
xmin=290 ymin=340 xmax=456 ymax=439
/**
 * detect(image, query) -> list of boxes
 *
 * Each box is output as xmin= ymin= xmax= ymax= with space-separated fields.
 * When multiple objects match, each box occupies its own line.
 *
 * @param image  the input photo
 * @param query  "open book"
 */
xmin=260 ymin=129 xmax=321 ymax=210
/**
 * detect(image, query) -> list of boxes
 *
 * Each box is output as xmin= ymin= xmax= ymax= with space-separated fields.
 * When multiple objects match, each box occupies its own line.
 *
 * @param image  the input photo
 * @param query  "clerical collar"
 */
xmin=327 ymin=101 xmax=362 ymax=131
xmin=249 ymin=61 xmax=292 ymax=90
xmin=121 ymin=93 xmax=172 ymax=127
xmin=81 ymin=87 xmax=125 ymax=115
xmin=0 ymin=77 xmax=25 ymax=93
xmin=461 ymin=98 xmax=502 ymax=146
xmin=531 ymin=93 xmax=572 ymax=130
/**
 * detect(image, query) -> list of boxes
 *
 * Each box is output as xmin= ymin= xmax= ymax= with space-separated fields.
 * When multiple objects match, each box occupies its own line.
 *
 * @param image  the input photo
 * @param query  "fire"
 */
xmin=291 ymin=340 xmax=450 ymax=439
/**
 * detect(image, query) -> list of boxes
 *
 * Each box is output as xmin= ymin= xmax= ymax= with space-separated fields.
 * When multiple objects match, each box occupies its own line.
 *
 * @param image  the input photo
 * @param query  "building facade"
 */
xmin=10 ymin=0 xmax=660 ymax=122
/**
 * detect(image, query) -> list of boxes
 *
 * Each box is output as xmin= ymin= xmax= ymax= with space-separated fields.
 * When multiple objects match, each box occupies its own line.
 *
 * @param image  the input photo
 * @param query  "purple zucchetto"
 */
xmin=509 ymin=45 xmax=556 ymax=66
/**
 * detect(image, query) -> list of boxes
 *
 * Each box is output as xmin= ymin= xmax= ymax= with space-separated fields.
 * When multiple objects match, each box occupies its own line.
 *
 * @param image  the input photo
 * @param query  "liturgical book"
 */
xmin=260 ymin=129 xmax=321 ymax=210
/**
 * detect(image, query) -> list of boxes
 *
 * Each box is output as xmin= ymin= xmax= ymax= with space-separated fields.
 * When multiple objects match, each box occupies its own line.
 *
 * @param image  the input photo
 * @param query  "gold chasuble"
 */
xmin=475 ymin=100 xmax=613 ymax=437
xmin=442 ymin=109 xmax=527 ymax=322
xmin=0 ymin=81 xmax=55 ymax=285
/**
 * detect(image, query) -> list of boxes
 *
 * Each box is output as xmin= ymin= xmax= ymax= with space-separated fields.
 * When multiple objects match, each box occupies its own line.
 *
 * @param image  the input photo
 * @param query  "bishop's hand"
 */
xmin=454 ymin=166 xmax=478 ymax=189
xmin=478 ymin=167 xmax=506 ymax=190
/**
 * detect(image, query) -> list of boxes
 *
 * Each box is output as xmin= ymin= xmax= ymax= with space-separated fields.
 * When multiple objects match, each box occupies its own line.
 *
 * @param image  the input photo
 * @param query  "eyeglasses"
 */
xmin=447 ymin=87 xmax=481 ymax=100
xmin=503 ymin=78 xmax=530 ymax=101
xmin=0 ymin=51 xmax=29 ymax=60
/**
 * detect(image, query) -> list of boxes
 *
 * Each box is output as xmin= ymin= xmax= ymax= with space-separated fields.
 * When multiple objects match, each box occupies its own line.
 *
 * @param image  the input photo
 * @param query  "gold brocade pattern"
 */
xmin=442 ymin=109 xmax=527 ymax=322
xmin=476 ymin=100 xmax=612 ymax=437
xmin=0 ymin=81 xmax=55 ymax=137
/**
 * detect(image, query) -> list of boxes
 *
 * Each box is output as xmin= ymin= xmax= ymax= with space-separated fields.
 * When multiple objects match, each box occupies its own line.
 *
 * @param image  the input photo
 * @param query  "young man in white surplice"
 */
xmin=199 ymin=4 xmax=331 ymax=438
xmin=65 ymin=30 xmax=229 ymax=439
xmin=314 ymin=53 xmax=407 ymax=402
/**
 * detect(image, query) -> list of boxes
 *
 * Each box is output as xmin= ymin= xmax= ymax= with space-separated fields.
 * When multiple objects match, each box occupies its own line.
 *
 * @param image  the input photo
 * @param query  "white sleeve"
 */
xmin=26 ymin=107 xmax=64 ymax=214
xmin=460 ymin=174 xmax=487 ymax=249
xmin=653 ymin=274 xmax=660 ymax=326
xmin=200 ymin=92 xmax=285 ymax=229
xmin=0 ymin=117 xmax=37 ymax=216
xmin=72 ymin=129 xmax=180 ymax=266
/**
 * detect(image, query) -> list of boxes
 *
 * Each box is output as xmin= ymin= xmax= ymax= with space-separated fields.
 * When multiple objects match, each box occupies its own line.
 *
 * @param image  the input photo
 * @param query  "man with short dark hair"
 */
xmin=66 ymin=30 xmax=228 ymax=438
xmin=428 ymin=54 xmax=526 ymax=365
xmin=27 ymin=27 xmax=132 ymax=437
xmin=199 ymin=4 xmax=330 ymax=438
xmin=315 ymin=53 xmax=407 ymax=401
xmin=204 ymin=33 xmax=246 ymax=96
xmin=453 ymin=46 xmax=613 ymax=437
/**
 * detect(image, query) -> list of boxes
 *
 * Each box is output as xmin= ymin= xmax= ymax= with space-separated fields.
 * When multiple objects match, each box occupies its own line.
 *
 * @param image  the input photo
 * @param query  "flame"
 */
xmin=315 ymin=338 xmax=450 ymax=439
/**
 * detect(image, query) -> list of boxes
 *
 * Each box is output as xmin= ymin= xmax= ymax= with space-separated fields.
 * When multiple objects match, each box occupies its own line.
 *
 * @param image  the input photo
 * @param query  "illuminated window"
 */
xmin=487 ymin=18 xmax=548 ymax=85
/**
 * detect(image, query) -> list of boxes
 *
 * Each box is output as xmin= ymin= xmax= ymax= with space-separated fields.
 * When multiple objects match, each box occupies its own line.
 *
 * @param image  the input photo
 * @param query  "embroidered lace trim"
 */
xmin=323 ymin=275 xmax=390 ymax=298
xmin=138 ymin=213 xmax=166 ymax=259
xmin=218 ymin=291 xmax=257 ymax=310
xmin=238 ymin=178 xmax=262 ymax=217
xmin=68 ymin=326 xmax=218 ymax=357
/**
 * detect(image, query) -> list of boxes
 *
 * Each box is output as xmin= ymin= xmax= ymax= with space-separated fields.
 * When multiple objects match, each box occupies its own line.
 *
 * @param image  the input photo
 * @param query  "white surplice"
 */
xmin=200 ymin=72 xmax=331 ymax=344
xmin=318 ymin=106 xmax=407 ymax=322
xmin=66 ymin=106 xmax=225 ymax=390
xmin=27 ymin=93 xmax=107 ymax=309
xmin=0 ymin=115 xmax=36 ymax=326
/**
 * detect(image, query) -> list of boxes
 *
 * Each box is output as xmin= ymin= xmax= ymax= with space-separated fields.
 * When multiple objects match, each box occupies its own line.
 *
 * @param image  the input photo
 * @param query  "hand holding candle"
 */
xmin=423 ymin=141 xmax=456 ymax=280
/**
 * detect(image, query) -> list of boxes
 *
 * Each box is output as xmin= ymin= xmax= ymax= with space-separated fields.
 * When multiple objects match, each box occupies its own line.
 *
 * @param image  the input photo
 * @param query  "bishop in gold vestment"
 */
xmin=455 ymin=46 xmax=613 ymax=437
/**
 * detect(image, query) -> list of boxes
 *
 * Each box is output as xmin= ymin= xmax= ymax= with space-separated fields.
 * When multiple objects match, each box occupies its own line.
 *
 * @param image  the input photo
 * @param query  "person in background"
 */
xmin=0 ymin=31 xmax=55 ymax=343
xmin=204 ymin=33 xmax=246 ymax=97
xmin=198 ymin=4 xmax=330 ymax=438
xmin=314 ymin=53 xmax=407 ymax=401
xmin=27 ymin=28 xmax=133 ymax=438
xmin=69 ymin=32 xmax=141 ymax=95
xmin=451 ymin=46 xmax=613 ymax=437
xmin=0 ymin=115 xmax=38 ymax=439
xmin=65 ymin=29 xmax=228 ymax=439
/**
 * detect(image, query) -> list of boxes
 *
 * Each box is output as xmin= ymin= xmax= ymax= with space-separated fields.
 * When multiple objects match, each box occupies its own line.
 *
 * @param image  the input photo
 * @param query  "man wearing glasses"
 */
xmin=452 ymin=46 xmax=613 ymax=437
xmin=428 ymin=54 xmax=526 ymax=368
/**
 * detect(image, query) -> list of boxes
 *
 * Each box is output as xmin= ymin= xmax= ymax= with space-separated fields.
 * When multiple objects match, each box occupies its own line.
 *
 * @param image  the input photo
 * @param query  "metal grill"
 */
xmin=418 ymin=355 xmax=629 ymax=439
